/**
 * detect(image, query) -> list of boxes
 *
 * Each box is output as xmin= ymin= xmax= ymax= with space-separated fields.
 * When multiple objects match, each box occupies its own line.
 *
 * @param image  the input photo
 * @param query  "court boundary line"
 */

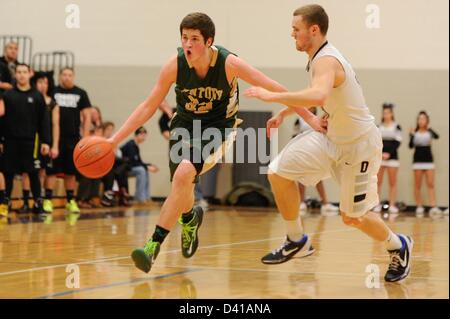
xmin=0 ymin=228 xmax=357 ymax=277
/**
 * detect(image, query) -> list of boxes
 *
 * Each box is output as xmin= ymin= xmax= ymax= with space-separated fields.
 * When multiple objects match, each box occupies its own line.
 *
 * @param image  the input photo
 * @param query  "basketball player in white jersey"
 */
xmin=245 ymin=4 xmax=413 ymax=282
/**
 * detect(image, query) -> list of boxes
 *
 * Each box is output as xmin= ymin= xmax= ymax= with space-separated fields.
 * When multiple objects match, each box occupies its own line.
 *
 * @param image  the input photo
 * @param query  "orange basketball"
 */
xmin=73 ymin=136 xmax=115 ymax=178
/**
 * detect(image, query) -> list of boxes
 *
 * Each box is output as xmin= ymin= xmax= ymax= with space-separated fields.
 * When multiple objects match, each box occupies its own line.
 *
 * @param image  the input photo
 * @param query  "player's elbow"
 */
xmin=313 ymin=92 xmax=327 ymax=107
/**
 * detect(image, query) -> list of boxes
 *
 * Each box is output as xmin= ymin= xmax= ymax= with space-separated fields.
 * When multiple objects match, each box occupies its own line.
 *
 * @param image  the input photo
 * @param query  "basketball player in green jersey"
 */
xmin=109 ymin=12 xmax=327 ymax=274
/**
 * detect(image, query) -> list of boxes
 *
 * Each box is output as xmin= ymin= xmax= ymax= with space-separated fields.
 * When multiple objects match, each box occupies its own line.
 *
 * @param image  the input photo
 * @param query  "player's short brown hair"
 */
xmin=293 ymin=4 xmax=329 ymax=36
xmin=180 ymin=12 xmax=215 ymax=44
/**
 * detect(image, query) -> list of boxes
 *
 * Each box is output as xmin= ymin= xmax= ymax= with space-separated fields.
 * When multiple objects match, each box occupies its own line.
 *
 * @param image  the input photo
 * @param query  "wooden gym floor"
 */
xmin=0 ymin=204 xmax=448 ymax=299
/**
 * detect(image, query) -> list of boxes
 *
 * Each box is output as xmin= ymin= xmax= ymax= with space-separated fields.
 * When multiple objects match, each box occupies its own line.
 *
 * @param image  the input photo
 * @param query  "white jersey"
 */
xmin=293 ymin=116 xmax=313 ymax=136
xmin=309 ymin=43 xmax=375 ymax=144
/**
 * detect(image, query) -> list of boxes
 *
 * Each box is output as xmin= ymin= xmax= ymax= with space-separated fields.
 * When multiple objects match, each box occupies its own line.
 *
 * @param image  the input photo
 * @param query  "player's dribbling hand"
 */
xmin=306 ymin=115 xmax=328 ymax=134
xmin=244 ymin=86 xmax=273 ymax=102
xmin=41 ymin=144 xmax=50 ymax=156
xmin=382 ymin=152 xmax=390 ymax=160
xmin=106 ymin=137 xmax=118 ymax=150
xmin=266 ymin=115 xmax=284 ymax=138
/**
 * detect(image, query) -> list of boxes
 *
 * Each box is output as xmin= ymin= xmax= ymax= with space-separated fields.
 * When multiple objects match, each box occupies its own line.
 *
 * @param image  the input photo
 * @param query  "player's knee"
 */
xmin=341 ymin=212 xmax=363 ymax=227
xmin=172 ymin=161 xmax=196 ymax=186
xmin=268 ymin=171 xmax=289 ymax=187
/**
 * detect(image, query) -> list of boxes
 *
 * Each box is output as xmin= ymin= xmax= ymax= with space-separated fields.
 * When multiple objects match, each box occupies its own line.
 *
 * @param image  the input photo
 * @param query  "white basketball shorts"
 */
xmin=269 ymin=125 xmax=382 ymax=217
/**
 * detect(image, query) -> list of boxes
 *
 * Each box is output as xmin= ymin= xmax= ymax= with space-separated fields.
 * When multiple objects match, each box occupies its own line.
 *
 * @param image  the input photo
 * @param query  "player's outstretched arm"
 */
xmin=226 ymin=55 xmax=325 ymax=132
xmin=244 ymin=56 xmax=337 ymax=109
xmin=110 ymin=55 xmax=177 ymax=147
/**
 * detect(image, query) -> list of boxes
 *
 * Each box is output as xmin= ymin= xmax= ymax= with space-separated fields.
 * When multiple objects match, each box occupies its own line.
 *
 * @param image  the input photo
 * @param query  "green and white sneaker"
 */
xmin=66 ymin=199 xmax=80 ymax=213
xmin=131 ymin=240 xmax=160 ymax=273
xmin=179 ymin=206 xmax=204 ymax=258
xmin=43 ymin=199 xmax=53 ymax=213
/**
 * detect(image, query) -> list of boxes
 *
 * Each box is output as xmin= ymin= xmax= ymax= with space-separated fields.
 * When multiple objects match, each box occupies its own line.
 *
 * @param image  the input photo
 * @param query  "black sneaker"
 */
xmin=179 ymin=206 xmax=204 ymax=258
xmin=101 ymin=191 xmax=115 ymax=207
xmin=385 ymin=234 xmax=413 ymax=282
xmin=32 ymin=199 xmax=45 ymax=215
xmin=261 ymin=234 xmax=315 ymax=264
xmin=18 ymin=201 xmax=31 ymax=214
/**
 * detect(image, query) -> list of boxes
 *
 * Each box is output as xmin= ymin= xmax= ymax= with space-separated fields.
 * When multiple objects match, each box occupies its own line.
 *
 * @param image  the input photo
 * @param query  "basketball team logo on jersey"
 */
xmin=181 ymin=86 xmax=224 ymax=114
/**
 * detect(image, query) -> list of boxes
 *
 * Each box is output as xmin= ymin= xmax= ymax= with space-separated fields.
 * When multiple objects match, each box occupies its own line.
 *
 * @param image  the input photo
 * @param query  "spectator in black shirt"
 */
xmin=121 ymin=127 xmax=159 ymax=203
xmin=0 ymin=61 xmax=12 ymax=93
xmin=34 ymin=73 xmax=60 ymax=214
xmin=43 ymin=67 xmax=92 ymax=214
xmin=0 ymin=63 xmax=50 ymax=215
xmin=17 ymin=72 xmax=60 ymax=213
xmin=0 ymin=42 xmax=19 ymax=88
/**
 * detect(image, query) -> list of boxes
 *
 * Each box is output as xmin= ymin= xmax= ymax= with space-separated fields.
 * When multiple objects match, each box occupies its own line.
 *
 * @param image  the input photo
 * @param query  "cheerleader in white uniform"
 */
xmin=409 ymin=111 xmax=441 ymax=215
xmin=374 ymin=103 xmax=402 ymax=214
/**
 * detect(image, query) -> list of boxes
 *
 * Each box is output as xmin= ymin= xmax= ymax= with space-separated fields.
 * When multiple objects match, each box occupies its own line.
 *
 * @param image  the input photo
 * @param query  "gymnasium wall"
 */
xmin=1 ymin=0 xmax=448 ymax=69
xmin=1 ymin=0 xmax=448 ymax=206
xmin=73 ymin=66 xmax=449 ymax=206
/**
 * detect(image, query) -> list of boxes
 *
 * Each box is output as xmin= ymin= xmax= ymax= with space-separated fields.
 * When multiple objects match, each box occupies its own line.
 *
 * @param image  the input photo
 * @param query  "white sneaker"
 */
xmin=299 ymin=202 xmax=307 ymax=216
xmin=443 ymin=208 xmax=449 ymax=216
xmin=321 ymin=202 xmax=339 ymax=211
xmin=415 ymin=206 xmax=425 ymax=216
xmin=196 ymin=199 xmax=209 ymax=211
xmin=388 ymin=205 xmax=399 ymax=214
xmin=373 ymin=204 xmax=382 ymax=213
xmin=320 ymin=203 xmax=339 ymax=216
xmin=429 ymin=206 xmax=442 ymax=216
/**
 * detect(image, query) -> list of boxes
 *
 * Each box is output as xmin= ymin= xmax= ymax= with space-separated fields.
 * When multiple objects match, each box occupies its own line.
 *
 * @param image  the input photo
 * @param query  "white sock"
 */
xmin=385 ymin=230 xmax=402 ymax=251
xmin=285 ymin=217 xmax=304 ymax=242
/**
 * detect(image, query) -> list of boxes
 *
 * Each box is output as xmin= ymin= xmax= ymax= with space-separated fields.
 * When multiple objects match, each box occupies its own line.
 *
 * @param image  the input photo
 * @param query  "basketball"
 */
xmin=73 ymin=136 xmax=115 ymax=178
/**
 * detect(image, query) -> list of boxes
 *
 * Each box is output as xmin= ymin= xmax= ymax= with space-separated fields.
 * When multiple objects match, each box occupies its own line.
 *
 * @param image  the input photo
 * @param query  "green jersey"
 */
xmin=174 ymin=45 xmax=239 ymax=126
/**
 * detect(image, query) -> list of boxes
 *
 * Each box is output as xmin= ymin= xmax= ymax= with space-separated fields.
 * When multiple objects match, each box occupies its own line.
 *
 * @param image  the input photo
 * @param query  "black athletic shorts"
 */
xmin=168 ymin=115 xmax=241 ymax=183
xmin=46 ymin=137 xmax=79 ymax=175
xmin=3 ymin=138 xmax=40 ymax=174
